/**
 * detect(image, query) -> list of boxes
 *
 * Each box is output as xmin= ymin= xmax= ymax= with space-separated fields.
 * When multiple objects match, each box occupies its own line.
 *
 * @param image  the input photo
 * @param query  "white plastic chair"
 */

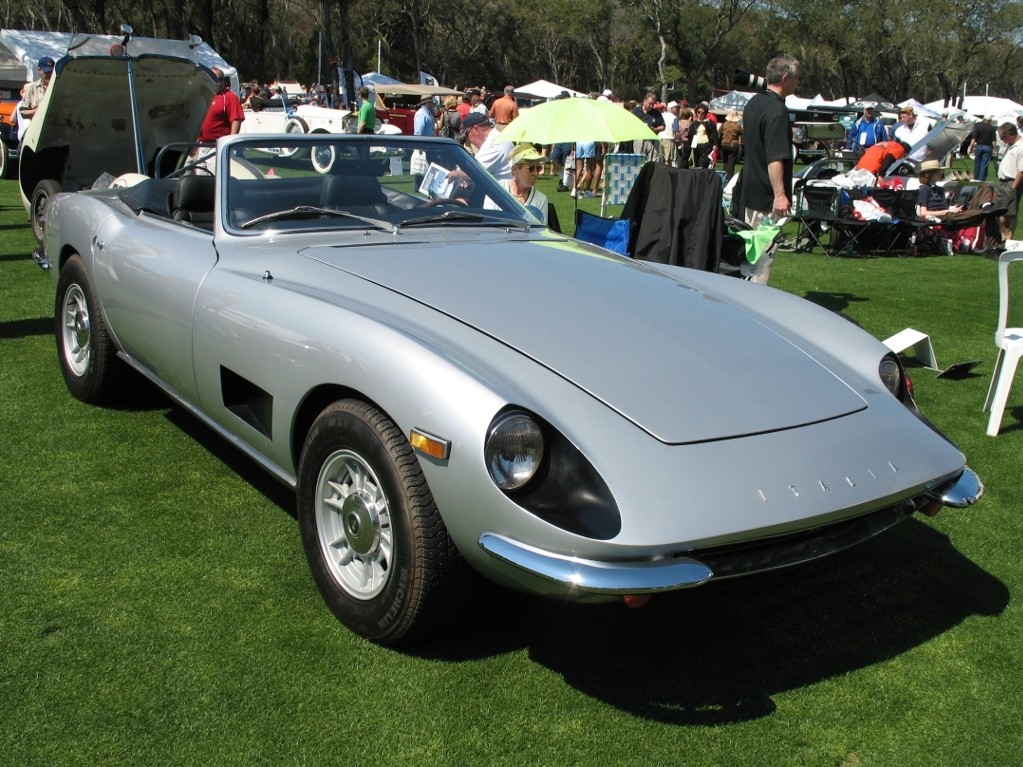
xmin=982 ymin=249 xmax=1023 ymax=436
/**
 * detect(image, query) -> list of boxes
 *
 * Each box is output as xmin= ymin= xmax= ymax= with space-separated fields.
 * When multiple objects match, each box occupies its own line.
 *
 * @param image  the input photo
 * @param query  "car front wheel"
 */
xmin=55 ymin=254 xmax=127 ymax=403
xmin=297 ymin=400 xmax=469 ymax=645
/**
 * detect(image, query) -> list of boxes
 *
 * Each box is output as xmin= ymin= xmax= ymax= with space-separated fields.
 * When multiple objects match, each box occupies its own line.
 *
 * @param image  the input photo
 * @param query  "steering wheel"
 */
xmin=419 ymin=197 xmax=468 ymax=208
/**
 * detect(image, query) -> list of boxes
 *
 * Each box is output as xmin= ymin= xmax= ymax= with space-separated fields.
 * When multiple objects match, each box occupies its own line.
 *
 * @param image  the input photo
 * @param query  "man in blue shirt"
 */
xmin=846 ymin=105 xmax=887 ymax=151
xmin=414 ymin=97 xmax=437 ymax=136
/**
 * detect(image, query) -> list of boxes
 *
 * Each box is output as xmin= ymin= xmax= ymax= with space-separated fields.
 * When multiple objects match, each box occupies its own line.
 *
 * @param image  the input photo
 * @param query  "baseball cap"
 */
xmin=458 ymin=112 xmax=493 ymax=139
xmin=38 ymin=56 xmax=55 ymax=73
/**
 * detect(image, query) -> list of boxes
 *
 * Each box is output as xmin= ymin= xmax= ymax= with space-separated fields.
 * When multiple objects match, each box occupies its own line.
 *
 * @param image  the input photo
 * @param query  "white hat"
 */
xmin=601 ymin=89 xmax=613 ymax=98
xmin=666 ymin=101 xmax=678 ymax=110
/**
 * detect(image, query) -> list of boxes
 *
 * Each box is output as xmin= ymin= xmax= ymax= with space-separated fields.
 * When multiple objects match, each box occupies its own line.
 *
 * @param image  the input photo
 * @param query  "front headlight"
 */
xmin=879 ymin=353 xmax=914 ymax=403
xmin=879 ymin=356 xmax=902 ymax=396
xmin=485 ymin=411 xmax=544 ymax=491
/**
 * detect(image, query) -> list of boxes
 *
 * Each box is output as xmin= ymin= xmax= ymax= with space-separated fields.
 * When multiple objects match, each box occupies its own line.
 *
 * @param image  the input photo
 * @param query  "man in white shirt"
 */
xmin=458 ymin=112 xmax=512 ymax=181
xmin=995 ymin=122 xmax=1023 ymax=244
xmin=893 ymin=106 xmax=931 ymax=161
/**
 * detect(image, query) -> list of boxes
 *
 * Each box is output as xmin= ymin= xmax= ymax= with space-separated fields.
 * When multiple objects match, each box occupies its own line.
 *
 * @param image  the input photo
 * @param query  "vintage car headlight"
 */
xmin=485 ymin=411 xmax=544 ymax=491
xmin=879 ymin=353 xmax=914 ymax=403
xmin=879 ymin=356 xmax=902 ymax=396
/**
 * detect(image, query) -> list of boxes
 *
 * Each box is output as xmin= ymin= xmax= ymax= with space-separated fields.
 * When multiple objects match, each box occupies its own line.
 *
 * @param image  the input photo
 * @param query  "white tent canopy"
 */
xmin=925 ymin=95 xmax=1023 ymax=121
xmin=514 ymin=79 xmax=586 ymax=100
xmin=899 ymin=99 xmax=943 ymax=120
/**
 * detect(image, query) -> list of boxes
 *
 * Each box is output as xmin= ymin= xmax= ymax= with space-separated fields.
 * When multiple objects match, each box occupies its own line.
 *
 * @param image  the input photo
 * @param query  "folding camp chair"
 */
xmin=574 ymin=209 xmax=633 ymax=256
xmin=600 ymin=153 xmax=646 ymax=216
xmin=791 ymin=183 xmax=840 ymax=253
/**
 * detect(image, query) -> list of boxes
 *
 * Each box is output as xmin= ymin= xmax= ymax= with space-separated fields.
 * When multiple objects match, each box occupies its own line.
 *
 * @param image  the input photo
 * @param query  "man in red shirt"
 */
xmin=198 ymin=68 xmax=244 ymax=141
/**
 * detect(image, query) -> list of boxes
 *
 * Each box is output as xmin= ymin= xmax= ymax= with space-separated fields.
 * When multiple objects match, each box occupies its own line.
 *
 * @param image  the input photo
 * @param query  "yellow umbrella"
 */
xmin=500 ymin=97 xmax=658 ymax=144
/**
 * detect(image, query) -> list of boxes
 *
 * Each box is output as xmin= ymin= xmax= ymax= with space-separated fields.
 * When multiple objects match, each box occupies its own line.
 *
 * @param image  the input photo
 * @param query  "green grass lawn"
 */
xmin=2 ymin=175 xmax=1021 ymax=767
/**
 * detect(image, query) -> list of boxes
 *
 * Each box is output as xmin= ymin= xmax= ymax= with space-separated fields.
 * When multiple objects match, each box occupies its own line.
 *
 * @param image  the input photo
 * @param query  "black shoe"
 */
xmin=556 ymin=183 xmax=569 ymax=193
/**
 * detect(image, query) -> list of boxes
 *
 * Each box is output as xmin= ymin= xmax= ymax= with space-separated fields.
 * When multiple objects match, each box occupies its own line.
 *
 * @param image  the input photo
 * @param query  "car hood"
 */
xmin=20 ymin=53 xmax=214 ymax=193
xmin=302 ymin=236 xmax=868 ymax=443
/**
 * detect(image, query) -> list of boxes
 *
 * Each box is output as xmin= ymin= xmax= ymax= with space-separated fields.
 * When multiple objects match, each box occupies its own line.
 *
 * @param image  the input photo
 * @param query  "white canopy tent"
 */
xmin=898 ymin=99 xmax=943 ymax=120
xmin=709 ymin=90 xmax=753 ymax=112
xmin=514 ymin=79 xmax=586 ymax=100
xmin=925 ymin=95 xmax=1023 ymax=121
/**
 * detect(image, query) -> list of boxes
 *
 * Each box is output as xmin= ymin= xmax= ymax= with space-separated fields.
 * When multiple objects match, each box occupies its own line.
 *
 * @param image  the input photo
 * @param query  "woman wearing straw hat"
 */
xmin=915 ymin=160 xmax=962 ymax=220
xmin=913 ymin=159 xmax=962 ymax=254
xmin=719 ymin=110 xmax=744 ymax=180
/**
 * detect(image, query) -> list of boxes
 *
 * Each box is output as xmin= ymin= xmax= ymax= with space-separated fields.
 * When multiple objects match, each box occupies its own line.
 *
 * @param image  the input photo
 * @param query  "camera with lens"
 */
xmin=734 ymin=68 xmax=767 ymax=90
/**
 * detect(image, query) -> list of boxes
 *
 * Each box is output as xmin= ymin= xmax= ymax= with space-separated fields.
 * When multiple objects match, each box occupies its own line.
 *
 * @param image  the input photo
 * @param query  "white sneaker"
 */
xmin=570 ymin=188 xmax=578 ymax=199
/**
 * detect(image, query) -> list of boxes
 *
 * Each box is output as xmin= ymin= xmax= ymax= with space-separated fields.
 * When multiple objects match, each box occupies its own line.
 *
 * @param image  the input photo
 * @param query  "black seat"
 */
xmin=172 ymin=175 xmax=216 ymax=228
xmin=319 ymin=174 xmax=389 ymax=216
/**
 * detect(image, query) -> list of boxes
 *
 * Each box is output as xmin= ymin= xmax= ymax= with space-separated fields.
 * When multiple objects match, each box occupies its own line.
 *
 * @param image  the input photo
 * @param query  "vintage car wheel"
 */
xmin=278 ymin=117 xmax=309 ymax=158
xmin=0 ymin=142 xmax=8 ymax=179
xmin=310 ymin=142 xmax=337 ymax=175
xmin=55 ymin=255 xmax=127 ymax=404
xmin=297 ymin=399 xmax=468 ymax=645
xmin=31 ymin=179 xmax=63 ymax=243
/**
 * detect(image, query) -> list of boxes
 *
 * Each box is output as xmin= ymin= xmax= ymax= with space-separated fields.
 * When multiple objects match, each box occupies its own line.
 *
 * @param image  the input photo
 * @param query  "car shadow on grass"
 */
xmin=421 ymin=521 xmax=1007 ymax=727
xmin=162 ymin=406 xmax=297 ymax=516
xmin=141 ymin=387 xmax=1009 ymax=727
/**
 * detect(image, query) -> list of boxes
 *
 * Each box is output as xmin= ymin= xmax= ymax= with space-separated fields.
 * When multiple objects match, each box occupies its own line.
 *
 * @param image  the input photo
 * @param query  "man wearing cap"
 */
xmin=967 ymin=116 xmax=997 ymax=182
xmin=468 ymin=89 xmax=487 ymax=116
xmin=458 ymin=112 xmax=513 ymax=181
xmin=894 ymin=106 xmax=931 ymax=161
xmin=845 ymin=106 xmax=886 ymax=152
xmin=413 ymin=96 xmax=437 ymax=136
xmin=489 ymin=85 xmax=519 ymax=130
xmin=995 ymin=122 xmax=1023 ymax=244
xmin=662 ymin=102 xmax=680 ymax=166
xmin=19 ymin=57 xmax=55 ymax=125
xmin=597 ymin=89 xmax=613 ymax=103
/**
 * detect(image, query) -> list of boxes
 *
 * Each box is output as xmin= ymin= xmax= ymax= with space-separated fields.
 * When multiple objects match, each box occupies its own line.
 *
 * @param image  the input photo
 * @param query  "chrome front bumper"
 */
xmin=479 ymin=466 xmax=983 ymax=597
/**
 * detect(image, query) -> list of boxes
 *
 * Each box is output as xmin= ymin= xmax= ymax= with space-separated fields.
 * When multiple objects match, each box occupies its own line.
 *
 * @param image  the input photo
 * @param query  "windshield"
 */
xmin=223 ymin=136 xmax=541 ymax=233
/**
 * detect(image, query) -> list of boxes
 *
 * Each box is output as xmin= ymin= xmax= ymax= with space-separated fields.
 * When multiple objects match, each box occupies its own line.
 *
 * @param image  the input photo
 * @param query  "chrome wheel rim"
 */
xmin=61 ymin=284 xmax=91 ymax=377
xmin=315 ymin=449 xmax=393 ymax=600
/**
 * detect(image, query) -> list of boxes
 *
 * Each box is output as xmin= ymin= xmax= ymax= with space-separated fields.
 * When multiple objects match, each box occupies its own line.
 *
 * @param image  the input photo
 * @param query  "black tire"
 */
xmin=297 ymin=400 xmax=469 ymax=645
xmin=0 ymin=142 xmax=8 ymax=180
xmin=31 ymin=178 xmax=63 ymax=243
xmin=55 ymin=254 xmax=127 ymax=404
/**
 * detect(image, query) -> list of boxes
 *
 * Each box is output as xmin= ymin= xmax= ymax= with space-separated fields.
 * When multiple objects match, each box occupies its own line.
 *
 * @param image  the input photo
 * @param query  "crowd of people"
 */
xmin=19 ymin=47 xmax=1019 ymax=282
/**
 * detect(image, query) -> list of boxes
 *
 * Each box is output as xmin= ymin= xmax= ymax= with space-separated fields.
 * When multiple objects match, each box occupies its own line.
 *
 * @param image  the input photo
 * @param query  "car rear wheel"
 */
xmin=297 ymin=399 xmax=469 ymax=645
xmin=55 ymin=254 xmax=127 ymax=404
xmin=31 ymin=178 xmax=63 ymax=243
xmin=279 ymin=116 xmax=309 ymax=158
xmin=0 ymin=142 xmax=8 ymax=179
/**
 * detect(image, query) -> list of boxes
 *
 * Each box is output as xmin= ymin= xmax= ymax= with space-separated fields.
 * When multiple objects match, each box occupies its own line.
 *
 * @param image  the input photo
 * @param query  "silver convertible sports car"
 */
xmin=39 ymin=134 xmax=983 ymax=645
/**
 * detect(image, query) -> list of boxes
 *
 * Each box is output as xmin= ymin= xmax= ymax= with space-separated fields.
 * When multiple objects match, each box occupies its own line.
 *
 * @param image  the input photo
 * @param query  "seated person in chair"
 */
xmin=915 ymin=160 xmax=962 ymax=221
